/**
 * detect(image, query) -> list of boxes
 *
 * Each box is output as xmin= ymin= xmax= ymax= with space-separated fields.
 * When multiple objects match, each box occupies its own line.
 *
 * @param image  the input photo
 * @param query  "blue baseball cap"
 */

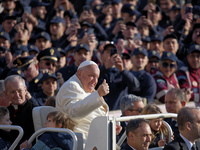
xmin=188 ymin=44 xmax=200 ymax=54
xmin=36 ymin=31 xmax=51 ymax=41
xmin=112 ymin=0 xmax=122 ymax=4
xmin=13 ymin=45 xmax=29 ymax=56
xmin=151 ymin=34 xmax=163 ymax=42
xmin=141 ymin=35 xmax=151 ymax=42
xmin=102 ymin=43 xmax=118 ymax=53
xmin=28 ymin=44 xmax=39 ymax=53
xmin=57 ymin=47 xmax=65 ymax=56
xmin=74 ymin=43 xmax=90 ymax=52
xmin=3 ymin=12 xmax=17 ymax=21
xmin=148 ymin=50 xmax=160 ymax=59
xmin=64 ymin=45 xmax=75 ymax=53
xmin=161 ymin=51 xmax=177 ymax=62
xmin=30 ymin=0 xmax=49 ymax=7
xmin=121 ymin=4 xmax=139 ymax=16
xmin=7 ymin=68 xmax=26 ymax=79
xmin=131 ymin=47 xmax=148 ymax=56
xmin=13 ymin=55 xmax=35 ymax=71
xmin=40 ymin=72 xmax=57 ymax=83
xmin=170 ymin=4 xmax=181 ymax=11
xmin=0 ymin=32 xmax=10 ymax=42
xmin=81 ymin=21 xmax=92 ymax=27
xmin=50 ymin=16 xmax=66 ymax=25
xmin=92 ymin=4 xmax=102 ymax=14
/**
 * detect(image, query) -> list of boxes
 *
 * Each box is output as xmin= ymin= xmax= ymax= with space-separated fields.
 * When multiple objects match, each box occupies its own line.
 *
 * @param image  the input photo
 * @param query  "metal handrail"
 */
xmin=115 ymin=113 xmax=177 ymax=122
xmin=0 ymin=125 xmax=24 ymax=150
xmin=111 ymin=113 xmax=178 ymax=150
xmin=28 ymin=128 xmax=78 ymax=150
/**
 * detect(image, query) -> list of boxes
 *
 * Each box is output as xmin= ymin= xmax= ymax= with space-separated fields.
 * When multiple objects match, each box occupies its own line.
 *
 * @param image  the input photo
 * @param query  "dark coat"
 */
xmin=24 ymin=132 xmax=73 ymax=150
xmin=0 ymin=129 xmax=14 ymax=150
xmin=7 ymin=100 xmax=35 ymax=143
xmin=163 ymin=135 xmax=200 ymax=150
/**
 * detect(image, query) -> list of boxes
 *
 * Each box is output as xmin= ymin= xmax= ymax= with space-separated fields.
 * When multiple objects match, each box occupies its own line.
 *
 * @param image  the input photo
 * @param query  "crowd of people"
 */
xmin=0 ymin=0 xmax=200 ymax=149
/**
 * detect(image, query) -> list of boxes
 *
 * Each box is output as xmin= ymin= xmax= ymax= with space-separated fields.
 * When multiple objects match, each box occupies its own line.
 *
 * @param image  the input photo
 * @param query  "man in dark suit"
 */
xmin=121 ymin=118 xmax=152 ymax=150
xmin=163 ymin=107 xmax=200 ymax=150
xmin=164 ymin=88 xmax=187 ymax=140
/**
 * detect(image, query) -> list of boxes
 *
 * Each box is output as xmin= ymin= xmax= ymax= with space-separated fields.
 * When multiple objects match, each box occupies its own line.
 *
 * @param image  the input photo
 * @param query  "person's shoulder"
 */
xmin=163 ymin=136 xmax=184 ymax=150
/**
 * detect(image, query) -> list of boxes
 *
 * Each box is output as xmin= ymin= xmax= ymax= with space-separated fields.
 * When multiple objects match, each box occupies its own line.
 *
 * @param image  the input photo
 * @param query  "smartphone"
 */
xmin=110 ymin=48 xmax=118 ymax=56
xmin=87 ymin=28 xmax=94 ymax=35
xmin=134 ymin=33 xmax=141 ymax=41
xmin=185 ymin=7 xmax=193 ymax=14
xmin=24 ymin=6 xmax=31 ymax=14
xmin=83 ymin=5 xmax=91 ymax=14
xmin=141 ymin=10 xmax=148 ymax=18
xmin=118 ymin=17 xmax=124 ymax=24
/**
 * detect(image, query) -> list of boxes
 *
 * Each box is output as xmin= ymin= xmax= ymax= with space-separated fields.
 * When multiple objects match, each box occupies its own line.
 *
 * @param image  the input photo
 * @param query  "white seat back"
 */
xmin=32 ymin=106 xmax=57 ymax=131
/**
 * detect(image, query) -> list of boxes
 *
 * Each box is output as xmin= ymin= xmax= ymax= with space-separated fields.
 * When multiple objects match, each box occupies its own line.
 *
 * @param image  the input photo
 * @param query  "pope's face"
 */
xmin=78 ymin=65 xmax=100 ymax=93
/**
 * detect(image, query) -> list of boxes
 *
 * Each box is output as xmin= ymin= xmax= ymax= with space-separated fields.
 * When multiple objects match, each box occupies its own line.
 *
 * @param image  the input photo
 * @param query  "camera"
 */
xmin=185 ymin=7 xmax=193 ymax=14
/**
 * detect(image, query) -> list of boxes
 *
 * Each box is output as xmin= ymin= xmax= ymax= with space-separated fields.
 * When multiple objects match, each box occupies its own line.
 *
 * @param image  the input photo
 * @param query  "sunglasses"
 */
xmin=45 ymin=62 xmax=56 ymax=67
xmin=162 ymin=62 xmax=176 ymax=68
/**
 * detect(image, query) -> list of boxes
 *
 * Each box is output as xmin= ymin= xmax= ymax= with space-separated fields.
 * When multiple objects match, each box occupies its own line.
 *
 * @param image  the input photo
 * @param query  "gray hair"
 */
xmin=166 ymin=88 xmax=186 ymax=102
xmin=4 ymin=75 xmax=26 ymax=91
xmin=120 ymin=94 xmax=143 ymax=115
xmin=0 ymin=80 xmax=4 ymax=95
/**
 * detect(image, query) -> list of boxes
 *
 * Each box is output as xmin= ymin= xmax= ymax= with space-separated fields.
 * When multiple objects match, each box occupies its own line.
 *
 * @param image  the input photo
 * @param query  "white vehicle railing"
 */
xmin=111 ymin=113 xmax=177 ymax=150
xmin=86 ymin=113 xmax=177 ymax=150
xmin=0 ymin=125 xmax=24 ymax=150
xmin=27 ymin=127 xmax=78 ymax=150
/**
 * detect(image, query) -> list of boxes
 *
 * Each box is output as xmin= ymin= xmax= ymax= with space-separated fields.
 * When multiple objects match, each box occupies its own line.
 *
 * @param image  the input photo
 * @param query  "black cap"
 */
xmin=74 ymin=43 xmax=90 ymax=52
xmin=193 ymin=23 xmax=200 ymax=32
xmin=7 ymin=68 xmax=26 ymax=79
xmin=81 ymin=21 xmax=92 ymax=27
xmin=37 ymin=47 xmax=60 ymax=62
xmin=126 ymin=21 xmax=137 ymax=28
xmin=121 ymin=4 xmax=139 ymax=16
xmin=148 ymin=50 xmax=160 ymax=59
xmin=13 ymin=55 xmax=35 ymax=71
xmin=3 ymin=12 xmax=17 ymax=21
xmin=103 ymin=43 xmax=118 ymax=51
xmin=40 ymin=72 xmax=57 ymax=83
xmin=131 ymin=47 xmax=148 ymax=56
xmin=30 ymin=0 xmax=49 ymax=7
xmin=170 ymin=4 xmax=181 ymax=11
xmin=188 ymin=44 xmax=200 ymax=54
xmin=161 ymin=51 xmax=177 ymax=62
xmin=163 ymin=33 xmax=177 ymax=41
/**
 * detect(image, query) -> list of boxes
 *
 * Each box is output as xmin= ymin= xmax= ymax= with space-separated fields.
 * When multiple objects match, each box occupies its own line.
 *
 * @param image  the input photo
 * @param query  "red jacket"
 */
xmin=154 ymin=71 xmax=179 ymax=103
xmin=176 ymin=66 xmax=200 ymax=102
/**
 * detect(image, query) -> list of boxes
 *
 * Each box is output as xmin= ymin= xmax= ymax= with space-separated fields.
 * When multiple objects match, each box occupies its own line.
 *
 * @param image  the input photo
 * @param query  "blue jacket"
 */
xmin=129 ymin=70 xmax=156 ymax=103
xmin=25 ymin=132 xmax=73 ymax=150
xmin=0 ymin=129 xmax=13 ymax=150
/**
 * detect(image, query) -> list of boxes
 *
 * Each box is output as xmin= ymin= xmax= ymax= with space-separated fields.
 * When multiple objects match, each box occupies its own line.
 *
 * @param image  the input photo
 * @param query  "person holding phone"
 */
xmin=97 ymin=43 xmax=139 ymax=110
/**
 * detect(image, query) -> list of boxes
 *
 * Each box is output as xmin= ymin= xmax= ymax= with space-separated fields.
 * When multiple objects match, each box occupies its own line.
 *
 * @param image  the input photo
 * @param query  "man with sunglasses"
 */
xmin=154 ymin=51 xmax=179 ymax=103
xmin=117 ymin=94 xmax=145 ymax=148
xmin=37 ymin=47 xmax=60 ymax=73
xmin=176 ymin=44 xmax=200 ymax=106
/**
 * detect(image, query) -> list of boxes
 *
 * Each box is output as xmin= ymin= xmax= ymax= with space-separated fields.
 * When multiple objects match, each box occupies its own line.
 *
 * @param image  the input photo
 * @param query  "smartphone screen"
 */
xmin=110 ymin=48 xmax=118 ymax=56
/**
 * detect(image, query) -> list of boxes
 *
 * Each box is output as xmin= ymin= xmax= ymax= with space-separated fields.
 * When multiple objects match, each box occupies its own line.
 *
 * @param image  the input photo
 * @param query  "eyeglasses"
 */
xmin=162 ymin=62 xmax=176 ymax=68
xmin=45 ymin=62 xmax=56 ymax=67
xmin=128 ymin=108 xmax=143 ymax=113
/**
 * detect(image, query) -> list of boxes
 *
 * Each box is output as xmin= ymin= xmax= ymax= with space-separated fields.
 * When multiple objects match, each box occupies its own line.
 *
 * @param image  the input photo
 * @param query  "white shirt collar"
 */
xmin=180 ymin=134 xmax=194 ymax=150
